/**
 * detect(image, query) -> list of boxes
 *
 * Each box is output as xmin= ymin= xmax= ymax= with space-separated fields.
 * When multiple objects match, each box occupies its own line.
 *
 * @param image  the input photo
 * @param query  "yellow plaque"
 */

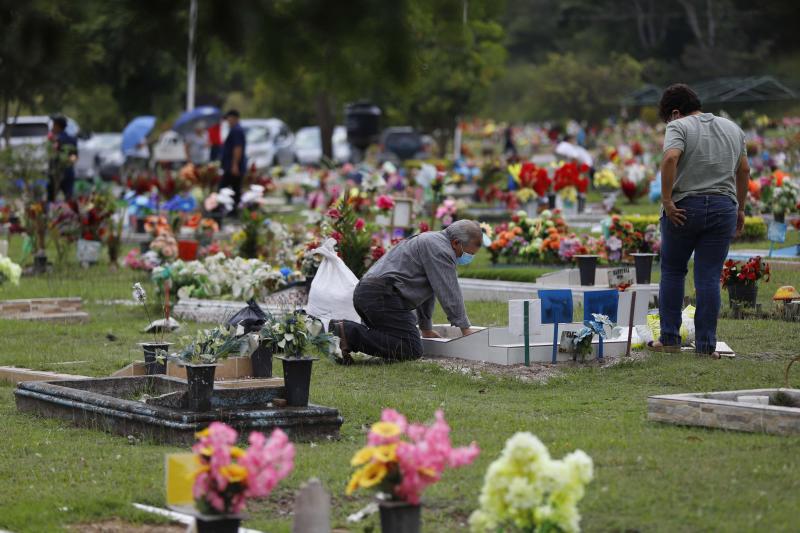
xmin=165 ymin=453 xmax=198 ymax=506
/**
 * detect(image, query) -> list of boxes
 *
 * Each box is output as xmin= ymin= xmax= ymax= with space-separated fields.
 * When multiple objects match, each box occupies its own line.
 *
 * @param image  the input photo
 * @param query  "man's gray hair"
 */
xmin=444 ymin=220 xmax=482 ymax=245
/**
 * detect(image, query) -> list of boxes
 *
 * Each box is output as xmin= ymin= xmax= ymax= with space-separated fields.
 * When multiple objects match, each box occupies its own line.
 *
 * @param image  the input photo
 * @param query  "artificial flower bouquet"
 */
xmin=192 ymin=422 xmax=294 ymax=515
xmin=721 ymin=256 xmax=770 ymax=287
xmin=469 ymin=432 xmax=593 ymax=533
xmin=326 ymin=189 xmax=375 ymax=278
xmin=0 ymin=255 xmax=22 ymax=285
xmin=572 ymin=314 xmax=614 ymax=361
xmin=259 ymin=311 xmax=334 ymax=358
xmin=176 ymin=325 xmax=244 ymax=365
xmin=508 ymin=162 xmax=551 ymax=204
xmin=346 ymin=409 xmax=479 ymax=504
xmin=553 ymin=162 xmax=590 ymax=202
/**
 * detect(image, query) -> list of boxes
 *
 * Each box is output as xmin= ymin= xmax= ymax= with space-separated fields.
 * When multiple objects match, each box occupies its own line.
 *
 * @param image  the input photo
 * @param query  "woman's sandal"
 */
xmin=645 ymin=341 xmax=681 ymax=353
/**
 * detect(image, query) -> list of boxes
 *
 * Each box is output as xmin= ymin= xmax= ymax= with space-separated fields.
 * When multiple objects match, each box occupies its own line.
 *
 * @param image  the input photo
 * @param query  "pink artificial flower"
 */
xmin=327 ymin=208 xmax=341 ymax=219
xmin=204 ymin=194 xmax=219 ymax=212
xmin=354 ymin=218 xmax=365 ymax=231
xmin=376 ymin=195 xmax=395 ymax=211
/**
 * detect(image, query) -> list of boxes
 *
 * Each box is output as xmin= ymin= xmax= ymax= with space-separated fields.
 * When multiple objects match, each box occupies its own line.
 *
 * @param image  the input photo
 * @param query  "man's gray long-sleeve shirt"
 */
xmin=363 ymin=231 xmax=470 ymax=330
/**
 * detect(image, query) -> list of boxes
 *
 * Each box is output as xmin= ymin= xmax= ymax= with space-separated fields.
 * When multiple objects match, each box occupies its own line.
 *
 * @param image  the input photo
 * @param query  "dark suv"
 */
xmin=378 ymin=127 xmax=427 ymax=163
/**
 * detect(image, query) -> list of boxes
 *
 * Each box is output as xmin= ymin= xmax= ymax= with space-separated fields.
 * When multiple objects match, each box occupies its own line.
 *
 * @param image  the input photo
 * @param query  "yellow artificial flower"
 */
xmin=230 ymin=446 xmax=246 ymax=459
xmin=418 ymin=466 xmax=437 ymax=478
xmin=199 ymin=446 xmax=214 ymax=457
xmin=193 ymin=465 xmax=210 ymax=477
xmin=516 ymin=188 xmax=536 ymax=204
xmin=508 ymin=163 xmax=522 ymax=185
xmin=373 ymin=444 xmax=398 ymax=463
xmin=351 ymin=446 xmax=376 ymax=467
xmin=195 ymin=428 xmax=210 ymax=438
xmin=346 ymin=469 xmax=363 ymax=495
xmin=220 ymin=463 xmax=248 ymax=484
xmin=370 ymin=421 xmax=401 ymax=439
xmin=350 ymin=187 xmax=360 ymax=198
xmin=359 ymin=462 xmax=389 ymax=488
xmin=560 ymin=186 xmax=577 ymax=203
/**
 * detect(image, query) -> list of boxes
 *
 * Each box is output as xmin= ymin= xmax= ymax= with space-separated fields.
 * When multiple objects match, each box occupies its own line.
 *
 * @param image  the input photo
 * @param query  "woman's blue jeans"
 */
xmin=659 ymin=195 xmax=737 ymax=353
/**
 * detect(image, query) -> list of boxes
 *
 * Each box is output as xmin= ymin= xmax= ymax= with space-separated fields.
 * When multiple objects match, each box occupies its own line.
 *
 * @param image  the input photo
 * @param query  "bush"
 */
xmin=620 ymin=215 xmax=767 ymax=241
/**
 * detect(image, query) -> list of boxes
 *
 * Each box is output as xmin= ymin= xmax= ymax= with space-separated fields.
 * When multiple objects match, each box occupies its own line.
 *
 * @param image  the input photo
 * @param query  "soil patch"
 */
xmin=67 ymin=519 xmax=184 ymax=532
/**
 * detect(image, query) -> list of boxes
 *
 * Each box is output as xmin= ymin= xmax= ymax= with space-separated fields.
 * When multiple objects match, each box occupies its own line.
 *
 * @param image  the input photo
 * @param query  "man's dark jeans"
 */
xmin=341 ymin=277 xmax=423 ymax=361
xmin=659 ymin=195 xmax=737 ymax=353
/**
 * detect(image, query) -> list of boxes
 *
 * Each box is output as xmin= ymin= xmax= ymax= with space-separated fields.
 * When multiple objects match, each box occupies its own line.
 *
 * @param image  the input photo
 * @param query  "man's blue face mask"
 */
xmin=457 ymin=242 xmax=475 ymax=266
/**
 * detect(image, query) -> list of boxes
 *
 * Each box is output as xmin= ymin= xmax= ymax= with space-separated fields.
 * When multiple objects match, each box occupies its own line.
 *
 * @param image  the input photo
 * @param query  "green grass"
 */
xmin=2 ymin=243 xmax=800 ymax=531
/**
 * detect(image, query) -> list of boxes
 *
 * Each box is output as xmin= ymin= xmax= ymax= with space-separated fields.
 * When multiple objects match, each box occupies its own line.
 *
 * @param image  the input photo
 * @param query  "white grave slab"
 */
xmin=421 ymin=325 xmax=631 ymax=364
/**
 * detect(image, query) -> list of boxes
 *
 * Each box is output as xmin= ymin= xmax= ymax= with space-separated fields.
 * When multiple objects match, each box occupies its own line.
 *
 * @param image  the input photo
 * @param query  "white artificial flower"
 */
xmin=132 ymin=282 xmax=146 ymax=303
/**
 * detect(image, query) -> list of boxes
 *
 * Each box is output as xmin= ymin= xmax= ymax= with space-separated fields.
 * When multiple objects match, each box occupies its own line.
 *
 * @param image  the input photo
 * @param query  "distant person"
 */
xmin=47 ymin=116 xmax=77 ymax=202
xmin=503 ymin=126 xmax=517 ymax=156
xmin=219 ymin=109 xmax=247 ymax=210
xmin=208 ymin=122 xmax=223 ymax=161
xmin=184 ymin=124 xmax=210 ymax=166
xmin=648 ymin=83 xmax=749 ymax=359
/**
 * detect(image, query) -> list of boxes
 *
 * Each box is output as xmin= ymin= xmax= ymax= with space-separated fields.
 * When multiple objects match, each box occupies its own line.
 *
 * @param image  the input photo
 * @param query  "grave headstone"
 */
xmin=292 ymin=478 xmax=331 ymax=533
xmin=508 ymin=299 xmax=542 ymax=336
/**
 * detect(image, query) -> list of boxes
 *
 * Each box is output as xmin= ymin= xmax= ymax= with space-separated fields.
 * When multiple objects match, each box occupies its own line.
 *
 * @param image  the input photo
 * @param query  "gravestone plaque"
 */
xmin=607 ymin=267 xmax=635 ymax=287
xmin=558 ymin=330 xmax=577 ymax=354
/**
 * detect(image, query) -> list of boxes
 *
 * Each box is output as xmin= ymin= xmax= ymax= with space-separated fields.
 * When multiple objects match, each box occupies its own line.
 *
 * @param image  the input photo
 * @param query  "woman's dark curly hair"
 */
xmin=658 ymin=84 xmax=702 ymax=123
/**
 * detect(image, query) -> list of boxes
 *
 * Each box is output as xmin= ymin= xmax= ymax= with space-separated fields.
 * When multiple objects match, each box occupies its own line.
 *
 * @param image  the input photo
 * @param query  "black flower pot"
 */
xmin=547 ymin=193 xmax=557 ymax=209
xmin=577 ymin=193 xmax=586 ymax=213
xmin=379 ymin=501 xmax=421 ymax=533
xmin=185 ymin=363 xmax=218 ymax=411
xmin=278 ymin=356 xmax=317 ymax=407
xmin=251 ymin=340 xmax=273 ymax=378
xmin=728 ymin=282 xmax=758 ymax=307
xmin=168 ymin=507 xmax=245 ymax=533
xmin=631 ymin=253 xmax=657 ymax=284
xmin=575 ymin=255 xmax=598 ymax=286
xmin=195 ymin=515 xmax=241 ymax=533
xmin=33 ymin=253 xmax=48 ymax=274
xmin=139 ymin=342 xmax=171 ymax=375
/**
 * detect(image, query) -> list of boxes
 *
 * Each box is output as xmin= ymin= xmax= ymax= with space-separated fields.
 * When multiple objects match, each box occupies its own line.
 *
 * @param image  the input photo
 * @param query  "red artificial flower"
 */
xmin=354 ymin=218 xmax=365 ymax=231
xmin=418 ymin=221 xmax=430 ymax=233
xmin=376 ymin=195 xmax=395 ymax=211
xmin=371 ymin=246 xmax=386 ymax=261
xmin=331 ymin=231 xmax=343 ymax=243
xmin=327 ymin=208 xmax=341 ymax=219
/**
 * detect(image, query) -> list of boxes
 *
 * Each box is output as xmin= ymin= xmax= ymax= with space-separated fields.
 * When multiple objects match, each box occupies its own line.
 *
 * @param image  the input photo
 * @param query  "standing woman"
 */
xmin=648 ymin=84 xmax=750 ymax=359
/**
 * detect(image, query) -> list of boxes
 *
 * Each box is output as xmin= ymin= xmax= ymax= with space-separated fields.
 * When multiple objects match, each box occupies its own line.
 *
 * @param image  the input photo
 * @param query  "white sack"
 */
xmin=305 ymin=238 xmax=362 ymax=329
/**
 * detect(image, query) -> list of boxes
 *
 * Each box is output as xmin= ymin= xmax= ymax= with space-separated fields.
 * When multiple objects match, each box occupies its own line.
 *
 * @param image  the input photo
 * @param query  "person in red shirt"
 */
xmin=208 ymin=122 xmax=223 ymax=161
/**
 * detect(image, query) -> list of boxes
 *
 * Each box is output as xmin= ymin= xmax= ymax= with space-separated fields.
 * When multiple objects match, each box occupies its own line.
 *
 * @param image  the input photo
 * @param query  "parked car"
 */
xmin=0 ymin=115 xmax=81 ymax=169
xmin=377 ymin=126 xmax=427 ymax=163
xmin=221 ymin=118 xmax=294 ymax=170
xmin=293 ymin=126 xmax=351 ymax=165
xmin=75 ymin=133 xmax=124 ymax=180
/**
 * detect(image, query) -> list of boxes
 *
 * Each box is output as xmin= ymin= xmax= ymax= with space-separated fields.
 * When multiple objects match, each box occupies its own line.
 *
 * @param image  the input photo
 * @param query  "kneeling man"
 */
xmin=333 ymin=220 xmax=485 ymax=361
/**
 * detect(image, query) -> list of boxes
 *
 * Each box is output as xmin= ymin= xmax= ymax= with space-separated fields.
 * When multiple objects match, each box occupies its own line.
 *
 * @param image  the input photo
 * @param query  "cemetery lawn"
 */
xmin=1 ymin=263 xmax=800 ymax=532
